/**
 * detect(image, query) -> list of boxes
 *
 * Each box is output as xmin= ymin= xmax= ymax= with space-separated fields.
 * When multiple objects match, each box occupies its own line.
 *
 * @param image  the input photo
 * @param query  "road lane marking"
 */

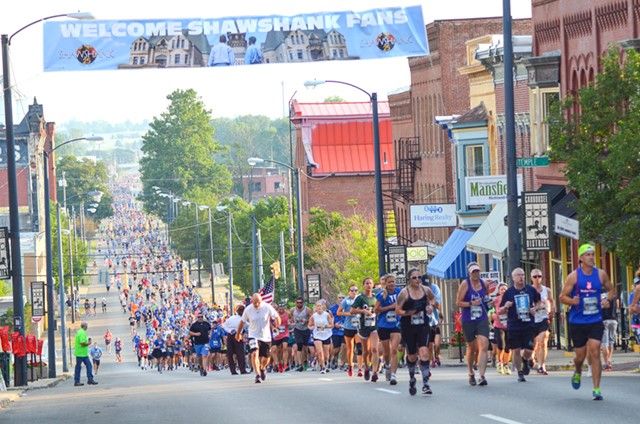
xmin=480 ymin=414 xmax=524 ymax=424
xmin=318 ymin=378 xmax=333 ymax=381
xmin=376 ymin=388 xmax=401 ymax=394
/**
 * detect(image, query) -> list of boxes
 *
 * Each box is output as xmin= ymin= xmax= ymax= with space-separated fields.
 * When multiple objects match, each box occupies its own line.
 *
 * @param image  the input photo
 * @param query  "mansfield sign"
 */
xmin=43 ymin=5 xmax=428 ymax=72
xmin=465 ymin=175 xmax=523 ymax=206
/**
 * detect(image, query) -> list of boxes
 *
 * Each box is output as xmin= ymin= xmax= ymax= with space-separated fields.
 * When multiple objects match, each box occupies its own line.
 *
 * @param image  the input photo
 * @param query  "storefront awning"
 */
xmin=466 ymin=203 xmax=508 ymax=258
xmin=426 ymin=229 xmax=476 ymax=279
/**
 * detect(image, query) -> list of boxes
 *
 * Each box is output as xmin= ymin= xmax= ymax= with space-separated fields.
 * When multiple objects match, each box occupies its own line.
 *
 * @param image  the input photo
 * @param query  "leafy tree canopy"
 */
xmin=549 ymin=48 xmax=640 ymax=266
xmin=139 ymin=89 xmax=232 ymax=216
xmin=56 ymin=155 xmax=113 ymax=220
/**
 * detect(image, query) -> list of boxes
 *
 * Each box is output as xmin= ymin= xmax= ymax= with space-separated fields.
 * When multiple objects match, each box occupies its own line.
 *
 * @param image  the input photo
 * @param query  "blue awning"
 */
xmin=427 ymin=229 xmax=477 ymax=279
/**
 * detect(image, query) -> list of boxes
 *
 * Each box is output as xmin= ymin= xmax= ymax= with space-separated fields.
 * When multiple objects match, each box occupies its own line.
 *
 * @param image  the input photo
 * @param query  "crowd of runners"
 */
xmin=94 ymin=183 xmax=620 ymax=401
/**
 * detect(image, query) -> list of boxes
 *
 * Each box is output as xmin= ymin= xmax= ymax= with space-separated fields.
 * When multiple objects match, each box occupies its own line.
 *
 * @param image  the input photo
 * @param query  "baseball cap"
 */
xmin=578 ymin=243 xmax=595 ymax=257
xmin=467 ymin=262 xmax=481 ymax=273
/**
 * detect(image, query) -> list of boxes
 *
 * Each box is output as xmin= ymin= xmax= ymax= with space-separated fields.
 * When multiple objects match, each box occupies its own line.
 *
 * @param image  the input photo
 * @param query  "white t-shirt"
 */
xmin=311 ymin=311 xmax=332 ymax=341
xmin=534 ymin=285 xmax=550 ymax=323
xmin=242 ymin=303 xmax=279 ymax=342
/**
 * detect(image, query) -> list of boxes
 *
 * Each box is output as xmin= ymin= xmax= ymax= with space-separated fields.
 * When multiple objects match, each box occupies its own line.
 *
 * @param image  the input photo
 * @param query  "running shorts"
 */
xmin=400 ymin=324 xmax=429 ymax=355
xmin=569 ymin=322 xmax=604 ymax=348
xmin=377 ymin=327 xmax=400 ymax=341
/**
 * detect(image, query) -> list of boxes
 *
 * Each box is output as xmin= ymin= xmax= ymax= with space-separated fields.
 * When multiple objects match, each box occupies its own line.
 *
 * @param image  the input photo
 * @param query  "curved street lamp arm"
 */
xmin=259 ymin=157 xmax=294 ymax=171
xmin=8 ymin=14 xmax=67 ymax=44
xmin=322 ymin=80 xmax=372 ymax=99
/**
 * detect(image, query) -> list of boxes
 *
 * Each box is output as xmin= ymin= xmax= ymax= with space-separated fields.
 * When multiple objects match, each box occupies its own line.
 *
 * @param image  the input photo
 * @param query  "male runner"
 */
xmin=375 ymin=274 xmax=401 ymax=385
xmin=290 ymin=297 xmax=312 ymax=372
xmin=188 ymin=311 xmax=211 ymax=376
xmin=498 ymin=268 xmax=540 ymax=383
xmin=238 ymin=293 xmax=281 ymax=383
xmin=560 ymin=243 xmax=615 ymax=401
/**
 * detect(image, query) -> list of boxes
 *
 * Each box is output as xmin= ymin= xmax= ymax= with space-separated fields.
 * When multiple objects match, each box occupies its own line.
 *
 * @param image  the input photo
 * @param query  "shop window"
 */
xmin=465 ymin=145 xmax=485 ymax=177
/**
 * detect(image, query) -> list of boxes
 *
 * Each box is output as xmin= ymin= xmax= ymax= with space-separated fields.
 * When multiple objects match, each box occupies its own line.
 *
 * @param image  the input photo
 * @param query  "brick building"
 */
xmin=524 ymin=0 xmax=640 ymax=348
xmin=0 ymin=99 xmax=56 ymax=336
xmin=291 ymin=101 xmax=393 ymax=227
xmin=388 ymin=17 xmax=532 ymax=255
xmin=240 ymin=166 xmax=289 ymax=202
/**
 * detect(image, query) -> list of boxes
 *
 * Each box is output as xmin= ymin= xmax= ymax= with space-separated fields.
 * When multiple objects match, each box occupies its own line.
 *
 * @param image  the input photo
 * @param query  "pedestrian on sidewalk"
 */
xmin=74 ymin=322 xmax=98 ymax=386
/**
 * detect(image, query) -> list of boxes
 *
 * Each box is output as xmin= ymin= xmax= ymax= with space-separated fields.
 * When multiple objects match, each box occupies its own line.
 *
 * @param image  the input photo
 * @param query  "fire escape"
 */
xmin=382 ymin=136 xmax=421 ymax=245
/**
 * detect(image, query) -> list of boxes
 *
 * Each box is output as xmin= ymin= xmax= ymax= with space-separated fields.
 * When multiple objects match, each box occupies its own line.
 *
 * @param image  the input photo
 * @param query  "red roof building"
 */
xmin=291 ymin=100 xmax=394 ymax=228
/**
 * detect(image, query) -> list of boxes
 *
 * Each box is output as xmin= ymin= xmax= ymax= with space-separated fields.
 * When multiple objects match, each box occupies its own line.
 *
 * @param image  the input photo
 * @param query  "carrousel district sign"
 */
xmin=43 ymin=5 xmax=428 ymax=71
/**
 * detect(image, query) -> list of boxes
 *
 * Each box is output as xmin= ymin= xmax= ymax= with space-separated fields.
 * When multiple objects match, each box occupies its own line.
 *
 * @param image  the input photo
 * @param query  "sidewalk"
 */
xmin=0 ymin=374 xmax=70 ymax=409
xmin=439 ymin=345 xmax=639 ymax=371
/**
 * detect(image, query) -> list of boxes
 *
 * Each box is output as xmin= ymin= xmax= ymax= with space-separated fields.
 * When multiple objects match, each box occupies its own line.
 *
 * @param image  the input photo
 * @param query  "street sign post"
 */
xmin=522 ymin=192 xmax=551 ymax=251
xmin=30 ymin=281 xmax=45 ymax=318
xmin=387 ymin=245 xmax=407 ymax=287
xmin=306 ymin=274 xmax=321 ymax=304
xmin=516 ymin=156 xmax=550 ymax=168
xmin=0 ymin=227 xmax=9 ymax=280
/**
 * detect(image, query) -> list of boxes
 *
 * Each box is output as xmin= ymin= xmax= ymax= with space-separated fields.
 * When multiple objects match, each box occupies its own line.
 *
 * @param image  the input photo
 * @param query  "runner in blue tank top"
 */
xmin=374 ymin=274 xmax=402 ymax=386
xmin=560 ymin=243 xmax=615 ymax=401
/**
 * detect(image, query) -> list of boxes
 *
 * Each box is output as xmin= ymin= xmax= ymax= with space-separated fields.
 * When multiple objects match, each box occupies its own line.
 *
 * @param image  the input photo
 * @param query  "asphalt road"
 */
xmin=2 ymin=267 xmax=636 ymax=424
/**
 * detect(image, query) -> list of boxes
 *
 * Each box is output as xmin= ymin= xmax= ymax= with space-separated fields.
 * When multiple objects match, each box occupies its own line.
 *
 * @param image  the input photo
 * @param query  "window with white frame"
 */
xmin=465 ymin=145 xmax=485 ymax=177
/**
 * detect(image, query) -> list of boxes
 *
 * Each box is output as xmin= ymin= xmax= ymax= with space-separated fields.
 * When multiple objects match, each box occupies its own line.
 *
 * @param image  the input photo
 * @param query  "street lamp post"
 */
xmin=200 ymin=205 xmax=216 ymax=304
xmin=42 ymin=136 xmax=101 ymax=378
xmin=502 ymin=0 xmax=522 ymax=271
xmin=182 ymin=201 xmax=202 ymax=287
xmin=55 ymin=203 xmax=68 ymax=373
xmin=217 ymin=205 xmax=234 ymax=311
xmin=3 ymin=12 xmax=94 ymax=386
xmin=248 ymin=157 xmax=305 ymax=298
xmin=304 ymin=79 xmax=385 ymax=278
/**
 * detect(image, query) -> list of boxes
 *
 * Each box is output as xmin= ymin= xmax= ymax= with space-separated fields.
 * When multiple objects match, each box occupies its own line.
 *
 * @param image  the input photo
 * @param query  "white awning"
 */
xmin=466 ymin=203 xmax=508 ymax=258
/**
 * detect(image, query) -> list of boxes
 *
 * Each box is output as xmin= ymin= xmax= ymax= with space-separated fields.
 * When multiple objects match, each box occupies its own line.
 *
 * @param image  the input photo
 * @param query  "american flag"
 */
xmin=259 ymin=275 xmax=275 ymax=304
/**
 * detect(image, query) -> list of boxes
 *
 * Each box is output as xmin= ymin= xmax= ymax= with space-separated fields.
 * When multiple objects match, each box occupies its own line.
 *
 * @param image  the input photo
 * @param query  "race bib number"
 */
xmin=489 ymin=330 xmax=495 ymax=340
xmin=470 ymin=305 xmax=483 ymax=320
xmin=411 ymin=311 xmax=425 ymax=325
xmin=515 ymin=294 xmax=531 ymax=322
xmin=351 ymin=316 xmax=361 ymax=328
xmin=428 ymin=313 xmax=438 ymax=326
xmin=583 ymin=296 xmax=598 ymax=315
xmin=534 ymin=307 xmax=548 ymax=323
xmin=364 ymin=314 xmax=376 ymax=327
xmin=385 ymin=311 xmax=397 ymax=323
xmin=499 ymin=314 xmax=508 ymax=327
xmin=248 ymin=339 xmax=258 ymax=349
xmin=278 ymin=326 xmax=285 ymax=333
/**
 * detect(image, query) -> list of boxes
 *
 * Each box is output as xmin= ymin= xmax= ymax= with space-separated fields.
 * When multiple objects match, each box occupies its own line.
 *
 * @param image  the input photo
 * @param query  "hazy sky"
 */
xmin=1 ymin=0 xmax=532 ymax=125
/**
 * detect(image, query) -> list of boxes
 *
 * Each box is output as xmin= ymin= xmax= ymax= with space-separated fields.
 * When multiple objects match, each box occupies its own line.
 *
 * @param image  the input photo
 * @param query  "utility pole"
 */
xmin=503 ymin=0 xmax=522 ymax=272
xmin=257 ymin=229 xmax=264 ymax=288
xmin=251 ymin=217 xmax=257 ymax=293
xmin=279 ymin=231 xmax=287 ymax=292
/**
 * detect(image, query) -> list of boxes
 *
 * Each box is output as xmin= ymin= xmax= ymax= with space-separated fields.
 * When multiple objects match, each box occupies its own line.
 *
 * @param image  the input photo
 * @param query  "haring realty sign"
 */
xmin=465 ymin=175 xmax=523 ymax=206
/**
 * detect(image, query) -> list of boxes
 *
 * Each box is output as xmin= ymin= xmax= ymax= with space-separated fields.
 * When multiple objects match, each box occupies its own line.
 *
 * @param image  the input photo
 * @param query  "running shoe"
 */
xmin=435 ymin=357 xmax=441 ymax=367
xmin=468 ymin=374 xmax=477 ymax=386
xmin=478 ymin=376 xmax=488 ymax=386
xmin=320 ymin=368 xmax=326 ymax=374
xmin=357 ymin=368 xmax=363 ymax=377
xmin=371 ymin=372 xmax=378 ymax=383
xmin=522 ymin=359 xmax=530 ymax=376
xmin=297 ymin=365 xmax=304 ymax=372
xmin=571 ymin=372 xmax=581 ymax=390
xmin=504 ymin=365 xmax=512 ymax=375
xmin=497 ymin=363 xmax=504 ymax=374
xmin=385 ymin=366 xmax=391 ymax=382
xmin=422 ymin=384 xmax=432 ymax=395
xmin=538 ymin=367 xmax=548 ymax=375
xmin=255 ymin=375 xmax=261 ymax=384
xmin=517 ymin=372 xmax=526 ymax=383
xmin=347 ymin=366 xmax=353 ymax=377
xmin=390 ymin=373 xmax=397 ymax=385
xmin=260 ymin=369 xmax=266 ymax=381
xmin=409 ymin=376 xmax=417 ymax=396
xmin=592 ymin=388 xmax=603 ymax=401
xmin=364 ymin=367 xmax=371 ymax=381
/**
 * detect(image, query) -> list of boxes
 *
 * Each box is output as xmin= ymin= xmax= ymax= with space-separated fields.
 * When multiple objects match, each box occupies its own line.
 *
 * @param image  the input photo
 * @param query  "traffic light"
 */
xmin=270 ymin=261 xmax=281 ymax=279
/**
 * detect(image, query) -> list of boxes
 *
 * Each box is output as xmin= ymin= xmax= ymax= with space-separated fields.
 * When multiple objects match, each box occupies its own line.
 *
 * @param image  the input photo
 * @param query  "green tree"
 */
xmin=549 ymin=48 xmax=640 ymax=265
xmin=212 ymin=116 xmax=290 ymax=197
xmin=139 ymin=89 xmax=232 ymax=216
xmin=306 ymin=212 xmax=379 ymax=300
xmin=56 ymin=156 xmax=113 ymax=220
xmin=324 ymin=96 xmax=345 ymax=102
xmin=50 ymin=203 xmax=90 ymax=292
